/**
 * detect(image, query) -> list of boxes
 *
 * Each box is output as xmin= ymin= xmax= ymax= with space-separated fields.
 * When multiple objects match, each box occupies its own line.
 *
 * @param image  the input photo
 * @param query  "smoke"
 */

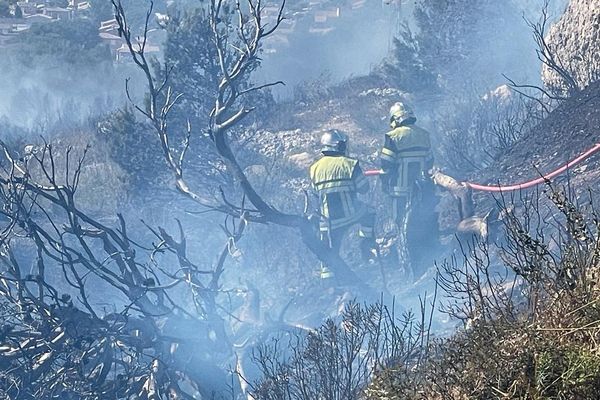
xmin=0 ymin=58 xmax=143 ymax=131
xmin=254 ymin=0 xmax=569 ymax=101
xmin=256 ymin=2 xmax=405 ymax=98
xmin=0 ymin=0 xmax=578 ymax=395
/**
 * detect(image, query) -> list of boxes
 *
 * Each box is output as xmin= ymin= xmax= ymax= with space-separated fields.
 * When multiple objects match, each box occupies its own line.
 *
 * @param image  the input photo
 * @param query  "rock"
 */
xmin=358 ymin=87 xmax=409 ymax=99
xmin=457 ymin=215 xmax=489 ymax=240
xmin=244 ymin=164 xmax=268 ymax=182
xmin=543 ymin=0 xmax=600 ymax=94
xmin=482 ymin=84 xmax=513 ymax=104
xmin=288 ymin=152 xmax=314 ymax=169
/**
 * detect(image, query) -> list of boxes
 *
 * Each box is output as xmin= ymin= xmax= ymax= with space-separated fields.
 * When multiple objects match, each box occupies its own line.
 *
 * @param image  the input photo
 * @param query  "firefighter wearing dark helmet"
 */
xmin=309 ymin=130 xmax=376 ymax=279
xmin=380 ymin=102 xmax=437 ymax=272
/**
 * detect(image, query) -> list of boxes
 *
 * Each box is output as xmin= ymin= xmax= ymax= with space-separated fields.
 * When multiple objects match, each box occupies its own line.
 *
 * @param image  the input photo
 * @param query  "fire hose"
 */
xmin=365 ymin=143 xmax=600 ymax=193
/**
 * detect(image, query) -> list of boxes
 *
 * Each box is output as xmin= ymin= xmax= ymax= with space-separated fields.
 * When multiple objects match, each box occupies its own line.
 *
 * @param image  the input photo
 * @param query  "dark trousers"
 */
xmin=319 ymin=227 xmax=347 ymax=279
xmin=318 ymin=211 xmax=376 ymax=278
xmin=391 ymin=184 xmax=438 ymax=274
xmin=320 ymin=227 xmax=346 ymax=256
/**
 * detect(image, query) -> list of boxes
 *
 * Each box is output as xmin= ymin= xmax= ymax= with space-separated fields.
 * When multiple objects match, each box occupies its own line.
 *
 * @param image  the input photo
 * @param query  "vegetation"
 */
xmin=0 ymin=0 xmax=10 ymax=18
xmin=0 ymin=0 xmax=598 ymax=399
xmin=12 ymin=20 xmax=111 ymax=67
xmin=365 ymin=185 xmax=600 ymax=399
xmin=247 ymin=185 xmax=600 ymax=399
xmin=379 ymin=30 xmax=437 ymax=95
xmin=250 ymin=301 xmax=431 ymax=400
xmin=95 ymin=107 xmax=167 ymax=192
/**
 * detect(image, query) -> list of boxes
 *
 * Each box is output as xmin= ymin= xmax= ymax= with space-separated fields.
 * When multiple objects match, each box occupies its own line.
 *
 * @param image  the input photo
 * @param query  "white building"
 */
xmin=16 ymin=1 xmax=43 ymax=17
xmin=44 ymin=7 xmax=73 ymax=20
xmin=24 ymin=13 xmax=54 ymax=23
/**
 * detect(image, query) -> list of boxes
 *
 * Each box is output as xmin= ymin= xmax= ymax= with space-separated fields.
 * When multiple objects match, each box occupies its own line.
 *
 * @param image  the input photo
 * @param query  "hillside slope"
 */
xmin=473 ymin=81 xmax=600 ymax=207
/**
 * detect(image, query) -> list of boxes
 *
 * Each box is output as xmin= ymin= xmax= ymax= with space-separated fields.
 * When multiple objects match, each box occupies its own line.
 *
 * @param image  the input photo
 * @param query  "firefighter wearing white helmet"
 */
xmin=380 ymin=102 xmax=437 ymax=272
xmin=381 ymin=102 xmax=432 ymax=203
xmin=309 ymin=130 xmax=376 ymax=279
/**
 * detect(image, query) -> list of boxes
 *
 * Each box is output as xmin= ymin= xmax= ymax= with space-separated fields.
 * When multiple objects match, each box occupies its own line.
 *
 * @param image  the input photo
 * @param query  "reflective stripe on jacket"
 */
xmin=380 ymin=125 xmax=432 ymax=197
xmin=309 ymin=155 xmax=368 ymax=231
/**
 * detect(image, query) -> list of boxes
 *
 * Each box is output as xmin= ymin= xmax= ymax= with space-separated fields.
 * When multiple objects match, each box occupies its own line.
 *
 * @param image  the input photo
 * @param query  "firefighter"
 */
xmin=380 ymin=102 xmax=438 ymax=272
xmin=309 ymin=130 xmax=376 ymax=279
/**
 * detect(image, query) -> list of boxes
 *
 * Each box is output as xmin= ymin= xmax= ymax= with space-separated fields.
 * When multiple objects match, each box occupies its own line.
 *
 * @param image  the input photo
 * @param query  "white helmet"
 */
xmin=320 ymin=129 xmax=348 ymax=154
xmin=389 ymin=102 xmax=416 ymax=126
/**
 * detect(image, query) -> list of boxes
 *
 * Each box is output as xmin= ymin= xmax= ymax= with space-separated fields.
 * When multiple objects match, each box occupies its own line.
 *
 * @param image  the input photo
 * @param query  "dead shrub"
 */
xmin=367 ymin=185 xmax=600 ymax=399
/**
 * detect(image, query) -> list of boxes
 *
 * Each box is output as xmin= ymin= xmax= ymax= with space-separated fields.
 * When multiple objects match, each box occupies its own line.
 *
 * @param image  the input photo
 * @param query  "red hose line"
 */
xmin=364 ymin=169 xmax=385 ymax=177
xmin=364 ymin=143 xmax=600 ymax=193
xmin=465 ymin=143 xmax=600 ymax=192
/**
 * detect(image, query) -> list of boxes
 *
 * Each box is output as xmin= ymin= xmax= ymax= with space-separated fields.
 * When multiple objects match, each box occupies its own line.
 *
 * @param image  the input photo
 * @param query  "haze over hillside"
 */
xmin=2 ymin=0 xmax=600 ymax=398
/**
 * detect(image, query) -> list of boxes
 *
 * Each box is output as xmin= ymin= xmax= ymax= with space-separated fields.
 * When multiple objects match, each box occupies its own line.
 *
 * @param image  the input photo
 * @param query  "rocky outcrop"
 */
xmin=542 ymin=0 xmax=600 ymax=94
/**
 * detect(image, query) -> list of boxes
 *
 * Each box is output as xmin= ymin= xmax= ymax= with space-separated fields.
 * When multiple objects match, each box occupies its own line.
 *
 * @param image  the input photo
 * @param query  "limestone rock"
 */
xmin=288 ymin=152 xmax=314 ymax=170
xmin=542 ymin=0 xmax=600 ymax=94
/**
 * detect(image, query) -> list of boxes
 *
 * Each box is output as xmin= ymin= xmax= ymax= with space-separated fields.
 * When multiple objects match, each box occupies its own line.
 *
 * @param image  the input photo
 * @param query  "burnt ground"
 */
xmin=472 ymin=81 xmax=600 ymax=215
xmin=233 ymin=75 xmax=600 ymax=330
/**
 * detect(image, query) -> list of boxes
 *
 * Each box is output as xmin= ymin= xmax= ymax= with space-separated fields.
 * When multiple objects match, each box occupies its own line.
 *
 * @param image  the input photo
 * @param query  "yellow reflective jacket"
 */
xmin=380 ymin=124 xmax=432 ymax=197
xmin=309 ymin=155 xmax=368 ymax=231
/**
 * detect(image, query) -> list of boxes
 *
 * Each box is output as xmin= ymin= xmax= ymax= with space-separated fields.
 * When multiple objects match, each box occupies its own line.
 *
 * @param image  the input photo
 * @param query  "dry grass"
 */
xmin=365 ymin=185 xmax=600 ymax=399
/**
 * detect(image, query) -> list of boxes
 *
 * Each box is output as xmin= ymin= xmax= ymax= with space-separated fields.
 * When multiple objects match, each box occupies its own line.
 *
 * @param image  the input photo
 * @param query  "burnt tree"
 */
xmin=111 ymin=0 xmax=371 ymax=290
